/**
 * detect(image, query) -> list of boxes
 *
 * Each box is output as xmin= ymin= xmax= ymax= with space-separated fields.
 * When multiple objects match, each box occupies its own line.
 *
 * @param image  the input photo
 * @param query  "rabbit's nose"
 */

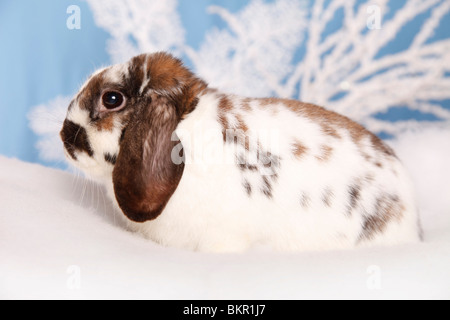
xmin=60 ymin=119 xmax=93 ymax=160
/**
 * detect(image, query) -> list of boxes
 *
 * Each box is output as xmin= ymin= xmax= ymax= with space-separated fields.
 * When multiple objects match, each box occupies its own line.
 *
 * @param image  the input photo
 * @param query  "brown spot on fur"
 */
xmin=237 ymin=149 xmax=281 ymax=178
xmin=361 ymin=151 xmax=385 ymax=168
xmin=370 ymin=134 xmax=396 ymax=158
xmin=128 ymin=54 xmax=146 ymax=90
xmin=243 ymin=180 xmax=252 ymax=196
xmin=322 ymin=124 xmax=342 ymax=139
xmin=364 ymin=173 xmax=375 ymax=183
xmin=220 ymin=105 xmax=251 ymax=150
xmin=361 ymin=151 xmax=372 ymax=162
xmin=218 ymin=95 xmax=233 ymax=140
xmin=236 ymin=154 xmax=258 ymax=172
xmin=241 ymin=98 xmax=252 ymax=112
xmin=316 ymin=145 xmax=334 ymax=162
xmin=322 ymin=188 xmax=334 ymax=207
xmin=257 ymin=98 xmax=394 ymax=156
xmin=236 ymin=154 xmax=246 ymax=170
xmin=285 ymin=100 xmax=366 ymax=143
xmin=358 ymin=194 xmax=404 ymax=242
xmin=258 ymin=98 xmax=274 ymax=108
xmin=95 ymin=115 xmax=115 ymax=131
xmin=104 ymin=153 xmax=117 ymax=165
xmin=349 ymin=184 xmax=362 ymax=210
xmin=261 ymin=176 xmax=273 ymax=198
xmin=300 ymin=192 xmax=311 ymax=209
xmin=292 ymin=140 xmax=308 ymax=159
xmin=239 ymin=163 xmax=258 ymax=171
xmin=218 ymin=94 xmax=234 ymax=112
xmin=235 ymin=114 xmax=248 ymax=132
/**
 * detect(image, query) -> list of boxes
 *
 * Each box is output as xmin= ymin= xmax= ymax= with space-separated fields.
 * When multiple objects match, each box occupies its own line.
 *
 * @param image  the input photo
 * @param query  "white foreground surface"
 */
xmin=1 ymin=128 xmax=449 ymax=299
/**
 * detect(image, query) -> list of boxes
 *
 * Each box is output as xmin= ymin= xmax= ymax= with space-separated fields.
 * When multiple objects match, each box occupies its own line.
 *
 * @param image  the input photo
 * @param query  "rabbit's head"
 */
xmin=60 ymin=52 xmax=207 ymax=222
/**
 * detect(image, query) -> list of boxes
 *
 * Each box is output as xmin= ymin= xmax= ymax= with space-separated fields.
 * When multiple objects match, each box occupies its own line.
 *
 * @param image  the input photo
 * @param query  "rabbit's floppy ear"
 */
xmin=112 ymin=94 xmax=184 ymax=223
xmin=112 ymin=52 xmax=207 ymax=223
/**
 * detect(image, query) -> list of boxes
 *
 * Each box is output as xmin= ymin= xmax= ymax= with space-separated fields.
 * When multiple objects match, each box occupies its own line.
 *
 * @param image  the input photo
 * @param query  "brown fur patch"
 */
xmin=104 ymin=153 xmax=117 ymax=165
xmin=128 ymin=54 xmax=146 ymax=88
xmin=146 ymin=52 xmax=191 ymax=92
xmin=140 ymin=52 xmax=207 ymax=117
xmin=322 ymin=124 xmax=342 ymax=139
xmin=292 ymin=140 xmax=308 ymax=159
xmin=243 ymin=180 xmax=252 ymax=196
xmin=241 ymin=98 xmax=252 ymax=112
xmin=239 ymin=162 xmax=258 ymax=172
xmin=235 ymin=114 xmax=249 ymax=133
xmin=219 ymin=97 xmax=251 ymax=150
xmin=257 ymin=98 xmax=395 ymax=157
xmin=316 ymin=145 xmax=334 ymax=162
xmin=322 ymin=188 xmax=334 ymax=207
xmin=261 ymin=176 xmax=273 ymax=198
xmin=218 ymin=95 xmax=233 ymax=140
xmin=349 ymin=184 xmax=362 ymax=210
xmin=360 ymin=151 xmax=385 ymax=168
xmin=112 ymin=95 xmax=185 ymax=223
xmin=95 ymin=115 xmax=115 ymax=131
xmin=370 ymin=134 xmax=396 ymax=157
xmin=78 ymin=69 xmax=107 ymax=112
xmin=358 ymin=194 xmax=404 ymax=242
xmin=237 ymin=148 xmax=280 ymax=174
xmin=284 ymin=99 xmax=367 ymax=142
xmin=300 ymin=192 xmax=311 ymax=209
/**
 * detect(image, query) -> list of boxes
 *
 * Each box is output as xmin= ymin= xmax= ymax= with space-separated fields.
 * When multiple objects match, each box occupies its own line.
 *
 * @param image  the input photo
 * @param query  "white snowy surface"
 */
xmin=1 ymin=128 xmax=450 ymax=300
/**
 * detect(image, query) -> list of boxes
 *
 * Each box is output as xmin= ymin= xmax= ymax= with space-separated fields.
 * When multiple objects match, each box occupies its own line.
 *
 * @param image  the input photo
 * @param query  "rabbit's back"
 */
xmin=122 ymin=89 xmax=421 ymax=252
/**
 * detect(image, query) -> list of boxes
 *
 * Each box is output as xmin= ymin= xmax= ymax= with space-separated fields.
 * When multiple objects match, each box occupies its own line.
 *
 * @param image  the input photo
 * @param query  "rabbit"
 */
xmin=60 ymin=52 xmax=422 ymax=253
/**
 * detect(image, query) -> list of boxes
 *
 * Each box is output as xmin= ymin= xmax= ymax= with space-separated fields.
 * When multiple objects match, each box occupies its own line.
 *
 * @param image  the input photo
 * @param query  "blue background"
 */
xmin=0 ymin=0 xmax=449 ymax=167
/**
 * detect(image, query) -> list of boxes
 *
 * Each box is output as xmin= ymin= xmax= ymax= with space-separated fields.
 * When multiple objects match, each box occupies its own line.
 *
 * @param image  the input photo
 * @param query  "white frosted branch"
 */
xmin=299 ymin=0 xmax=325 ymax=101
xmin=362 ymin=0 xmax=441 ymax=64
xmin=410 ymin=102 xmax=450 ymax=120
xmin=362 ymin=117 xmax=442 ymax=136
xmin=411 ymin=0 xmax=450 ymax=49
xmin=85 ymin=0 xmax=450 ymax=136
xmin=208 ymin=6 xmax=247 ymax=40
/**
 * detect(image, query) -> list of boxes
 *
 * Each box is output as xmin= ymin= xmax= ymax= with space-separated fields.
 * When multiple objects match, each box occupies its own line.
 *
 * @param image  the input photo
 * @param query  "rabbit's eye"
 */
xmin=102 ymin=91 xmax=124 ymax=110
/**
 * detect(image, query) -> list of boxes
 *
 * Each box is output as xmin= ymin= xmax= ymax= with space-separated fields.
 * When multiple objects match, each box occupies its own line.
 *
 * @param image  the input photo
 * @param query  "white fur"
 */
xmin=65 ymin=101 xmax=120 ymax=184
xmin=106 ymin=64 xmax=129 ymax=83
xmin=105 ymin=90 xmax=420 ymax=252
xmin=64 ymin=67 xmax=421 ymax=253
xmin=139 ymin=56 xmax=150 ymax=95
